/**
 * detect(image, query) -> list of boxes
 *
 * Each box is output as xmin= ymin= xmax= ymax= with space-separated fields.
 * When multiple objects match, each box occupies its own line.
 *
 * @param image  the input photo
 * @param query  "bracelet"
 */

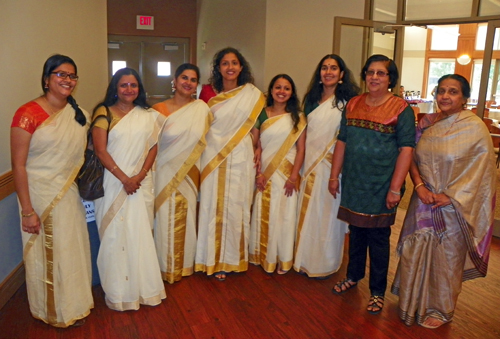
xmin=142 ymin=168 xmax=148 ymax=174
xmin=287 ymin=178 xmax=297 ymax=184
xmin=21 ymin=210 xmax=35 ymax=218
xmin=329 ymin=178 xmax=339 ymax=181
xmin=390 ymin=189 xmax=401 ymax=195
xmin=256 ymin=174 xmax=263 ymax=178
xmin=414 ymin=182 xmax=425 ymax=190
xmin=110 ymin=166 xmax=118 ymax=173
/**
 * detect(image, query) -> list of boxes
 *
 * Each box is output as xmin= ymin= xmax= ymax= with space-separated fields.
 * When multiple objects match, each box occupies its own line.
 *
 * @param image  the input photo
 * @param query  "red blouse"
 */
xmin=11 ymin=101 xmax=50 ymax=134
xmin=199 ymin=84 xmax=217 ymax=103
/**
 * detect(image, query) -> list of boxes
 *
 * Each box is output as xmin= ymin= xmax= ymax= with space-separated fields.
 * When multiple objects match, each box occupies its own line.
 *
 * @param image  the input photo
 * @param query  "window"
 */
xmin=471 ymin=59 xmax=499 ymax=101
xmin=430 ymin=25 xmax=460 ymax=50
xmin=427 ymin=59 xmax=455 ymax=98
xmin=405 ymin=0 xmax=473 ymax=20
xmin=157 ymin=62 xmax=171 ymax=76
xmin=112 ymin=61 xmax=126 ymax=75
xmin=476 ymin=25 xmax=500 ymax=51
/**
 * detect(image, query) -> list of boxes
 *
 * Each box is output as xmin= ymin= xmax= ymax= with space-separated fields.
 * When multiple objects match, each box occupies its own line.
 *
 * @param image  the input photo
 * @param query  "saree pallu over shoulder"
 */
xmin=249 ymin=113 xmax=305 ymax=272
xmin=195 ymin=84 xmax=264 ymax=275
xmin=201 ymin=84 xmax=265 ymax=182
xmin=294 ymin=98 xmax=348 ymax=277
xmin=97 ymin=107 xmax=166 ymax=238
xmin=21 ymin=103 xmax=93 ymax=327
xmin=399 ymin=110 xmax=495 ymax=279
xmin=95 ymin=106 xmax=166 ymax=311
xmin=154 ymin=100 xmax=211 ymax=283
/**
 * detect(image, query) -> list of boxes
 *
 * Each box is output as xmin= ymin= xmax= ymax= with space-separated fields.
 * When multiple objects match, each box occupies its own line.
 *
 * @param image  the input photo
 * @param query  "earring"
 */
xmin=114 ymin=94 xmax=117 ymax=98
xmin=319 ymin=81 xmax=322 ymax=84
xmin=338 ymin=79 xmax=343 ymax=84
xmin=171 ymin=80 xmax=176 ymax=93
xmin=44 ymin=83 xmax=48 ymax=89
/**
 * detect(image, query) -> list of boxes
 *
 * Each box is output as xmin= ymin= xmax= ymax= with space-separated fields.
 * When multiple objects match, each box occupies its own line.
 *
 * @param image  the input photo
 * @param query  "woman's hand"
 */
xmin=121 ymin=176 xmax=141 ymax=195
xmin=432 ymin=193 xmax=452 ymax=208
xmin=256 ymin=174 xmax=266 ymax=192
xmin=328 ymin=179 xmax=340 ymax=198
xmin=416 ymin=186 xmax=434 ymax=204
xmin=22 ymin=212 xmax=41 ymax=234
xmin=253 ymin=147 xmax=262 ymax=172
xmin=283 ymin=178 xmax=297 ymax=197
xmin=386 ymin=190 xmax=401 ymax=209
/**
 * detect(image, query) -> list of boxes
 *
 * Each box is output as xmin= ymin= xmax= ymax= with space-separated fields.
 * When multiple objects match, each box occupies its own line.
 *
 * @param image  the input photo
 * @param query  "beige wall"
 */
xmin=264 ymin=0 xmax=365 ymax=97
xmin=197 ymin=0 xmax=267 ymax=90
xmin=0 ymin=0 xmax=108 ymax=174
xmin=197 ymin=0 xmax=365 ymax=97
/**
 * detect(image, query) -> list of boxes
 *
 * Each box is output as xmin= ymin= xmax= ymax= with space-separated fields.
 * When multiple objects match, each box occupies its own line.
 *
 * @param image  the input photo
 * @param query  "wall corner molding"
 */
xmin=0 ymin=171 xmax=15 ymax=201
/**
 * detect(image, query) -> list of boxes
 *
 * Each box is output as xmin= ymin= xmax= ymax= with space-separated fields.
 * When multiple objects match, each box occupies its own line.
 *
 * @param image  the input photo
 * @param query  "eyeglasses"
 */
xmin=51 ymin=71 xmax=79 ymax=81
xmin=365 ymin=70 xmax=389 ymax=78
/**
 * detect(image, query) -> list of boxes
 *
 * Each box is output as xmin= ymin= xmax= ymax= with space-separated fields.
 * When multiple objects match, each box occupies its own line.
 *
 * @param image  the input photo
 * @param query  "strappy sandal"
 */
xmin=367 ymin=295 xmax=384 ymax=314
xmin=332 ymin=278 xmax=357 ymax=295
xmin=421 ymin=316 xmax=447 ymax=329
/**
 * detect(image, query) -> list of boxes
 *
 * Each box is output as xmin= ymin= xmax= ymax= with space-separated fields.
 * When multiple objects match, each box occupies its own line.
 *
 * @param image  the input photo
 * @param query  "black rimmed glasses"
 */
xmin=365 ymin=70 xmax=389 ymax=78
xmin=51 ymin=71 xmax=79 ymax=81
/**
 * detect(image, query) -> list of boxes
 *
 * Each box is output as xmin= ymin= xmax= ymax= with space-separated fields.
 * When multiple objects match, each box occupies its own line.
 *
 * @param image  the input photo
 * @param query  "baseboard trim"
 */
xmin=0 ymin=171 xmax=15 ymax=201
xmin=0 ymin=263 xmax=25 ymax=311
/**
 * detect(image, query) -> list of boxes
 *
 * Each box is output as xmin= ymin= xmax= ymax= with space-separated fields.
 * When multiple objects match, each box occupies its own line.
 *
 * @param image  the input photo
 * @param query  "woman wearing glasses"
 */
xmin=92 ymin=68 xmax=166 ymax=310
xmin=328 ymin=54 xmax=415 ymax=314
xmin=10 ymin=54 xmax=93 ymax=327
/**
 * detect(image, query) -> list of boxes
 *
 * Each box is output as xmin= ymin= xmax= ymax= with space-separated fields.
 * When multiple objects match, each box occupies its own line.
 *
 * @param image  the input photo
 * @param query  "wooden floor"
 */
xmin=1 ymin=210 xmax=499 ymax=339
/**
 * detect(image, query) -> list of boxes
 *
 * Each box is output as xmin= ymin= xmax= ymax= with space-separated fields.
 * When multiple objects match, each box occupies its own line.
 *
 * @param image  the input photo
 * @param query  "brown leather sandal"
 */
xmin=367 ymin=295 xmax=384 ymax=314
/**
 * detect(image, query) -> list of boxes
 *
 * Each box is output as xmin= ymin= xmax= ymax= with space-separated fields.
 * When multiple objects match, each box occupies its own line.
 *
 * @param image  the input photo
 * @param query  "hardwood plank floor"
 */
xmin=1 ymin=209 xmax=499 ymax=339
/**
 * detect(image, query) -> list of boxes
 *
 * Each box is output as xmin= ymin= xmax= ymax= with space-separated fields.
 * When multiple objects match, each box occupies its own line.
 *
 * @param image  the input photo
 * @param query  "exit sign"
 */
xmin=137 ymin=15 xmax=154 ymax=30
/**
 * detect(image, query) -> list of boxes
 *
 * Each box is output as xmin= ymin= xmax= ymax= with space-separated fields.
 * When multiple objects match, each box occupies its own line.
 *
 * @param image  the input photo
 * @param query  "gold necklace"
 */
xmin=43 ymin=96 xmax=61 ymax=115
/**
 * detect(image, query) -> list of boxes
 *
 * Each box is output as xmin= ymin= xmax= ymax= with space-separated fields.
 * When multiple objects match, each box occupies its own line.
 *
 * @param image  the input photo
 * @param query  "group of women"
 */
xmin=11 ymin=48 xmax=495 ymax=330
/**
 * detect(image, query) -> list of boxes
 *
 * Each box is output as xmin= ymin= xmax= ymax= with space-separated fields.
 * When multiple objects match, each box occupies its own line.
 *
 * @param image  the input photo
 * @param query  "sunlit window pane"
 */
xmin=430 ymin=25 xmax=459 ymax=50
xmin=471 ymin=60 xmax=496 ymax=101
xmin=476 ymin=25 xmax=500 ymax=51
xmin=373 ymin=0 xmax=398 ymax=23
xmin=427 ymin=59 xmax=455 ymax=98
xmin=112 ymin=61 xmax=126 ymax=75
xmin=158 ymin=62 xmax=171 ymax=76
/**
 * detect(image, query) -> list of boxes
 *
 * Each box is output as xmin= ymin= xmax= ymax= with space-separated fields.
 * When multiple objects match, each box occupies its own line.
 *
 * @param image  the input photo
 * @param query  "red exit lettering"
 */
xmin=140 ymin=16 xmax=151 ymax=25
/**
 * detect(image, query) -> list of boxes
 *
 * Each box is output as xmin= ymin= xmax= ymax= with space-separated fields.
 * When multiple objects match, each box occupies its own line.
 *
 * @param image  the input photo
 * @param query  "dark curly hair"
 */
xmin=208 ymin=47 xmax=254 ymax=93
xmin=361 ymin=54 xmax=399 ymax=89
xmin=93 ymin=67 xmax=150 ymax=116
xmin=41 ymin=54 xmax=86 ymax=126
xmin=302 ymin=54 xmax=360 ymax=111
xmin=266 ymin=74 xmax=301 ymax=132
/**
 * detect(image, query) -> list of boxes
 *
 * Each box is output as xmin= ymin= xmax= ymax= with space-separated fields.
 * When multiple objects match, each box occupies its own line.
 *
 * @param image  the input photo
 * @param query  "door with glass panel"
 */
xmin=107 ymin=35 xmax=190 ymax=105
xmin=333 ymin=17 xmax=403 ymax=93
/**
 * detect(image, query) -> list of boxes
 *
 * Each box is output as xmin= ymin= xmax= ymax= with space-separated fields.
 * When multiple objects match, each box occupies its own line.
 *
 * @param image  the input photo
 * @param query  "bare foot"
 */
xmin=421 ymin=317 xmax=445 ymax=329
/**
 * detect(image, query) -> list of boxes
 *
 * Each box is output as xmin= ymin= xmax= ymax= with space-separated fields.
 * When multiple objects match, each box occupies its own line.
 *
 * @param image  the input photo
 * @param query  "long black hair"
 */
xmin=266 ymin=74 xmax=301 ymax=131
xmin=208 ymin=47 xmax=254 ymax=93
xmin=41 ymin=54 xmax=86 ymax=126
xmin=302 ymin=54 xmax=360 ymax=111
xmin=93 ymin=68 xmax=150 ymax=116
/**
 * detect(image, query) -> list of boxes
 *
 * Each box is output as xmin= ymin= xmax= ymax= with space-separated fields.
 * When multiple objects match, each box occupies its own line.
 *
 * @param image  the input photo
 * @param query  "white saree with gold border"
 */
xmin=94 ymin=106 xmax=166 ymax=311
xmin=153 ymin=100 xmax=211 ymax=283
xmin=195 ymin=84 xmax=265 ymax=275
xmin=293 ymin=98 xmax=348 ymax=277
xmin=249 ymin=113 xmax=306 ymax=273
xmin=21 ymin=104 xmax=93 ymax=327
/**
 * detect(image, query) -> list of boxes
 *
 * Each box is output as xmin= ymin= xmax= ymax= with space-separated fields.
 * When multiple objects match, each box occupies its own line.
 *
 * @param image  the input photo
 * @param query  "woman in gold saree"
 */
xmin=249 ymin=74 xmax=306 ymax=274
xmin=153 ymin=63 xmax=211 ymax=284
xmin=195 ymin=47 xmax=265 ymax=281
xmin=391 ymin=74 xmax=496 ymax=329
xmin=11 ymin=54 xmax=93 ymax=327
xmin=93 ymin=68 xmax=166 ymax=311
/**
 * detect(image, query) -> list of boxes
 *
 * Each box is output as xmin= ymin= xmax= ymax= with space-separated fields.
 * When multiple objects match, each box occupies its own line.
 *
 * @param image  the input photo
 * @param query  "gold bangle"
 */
xmin=414 ymin=182 xmax=425 ymax=190
xmin=288 ymin=178 xmax=297 ymax=184
xmin=329 ymin=178 xmax=339 ymax=181
xmin=110 ymin=166 xmax=118 ymax=173
xmin=256 ymin=174 xmax=263 ymax=178
xmin=21 ymin=210 xmax=35 ymax=218
xmin=142 ymin=168 xmax=148 ymax=174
